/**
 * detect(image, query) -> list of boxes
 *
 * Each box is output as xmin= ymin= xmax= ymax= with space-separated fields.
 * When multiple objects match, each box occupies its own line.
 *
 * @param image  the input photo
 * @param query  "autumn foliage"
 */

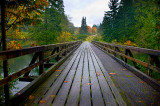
xmin=57 ymin=32 xmax=72 ymax=43
xmin=1 ymin=0 xmax=49 ymax=50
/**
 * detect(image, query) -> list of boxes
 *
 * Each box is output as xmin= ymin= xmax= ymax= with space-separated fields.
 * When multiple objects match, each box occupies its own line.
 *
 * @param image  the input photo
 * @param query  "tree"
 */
xmin=80 ymin=17 xmax=88 ymax=34
xmin=29 ymin=0 xmax=75 ymax=45
xmin=92 ymin=25 xmax=98 ymax=34
xmin=108 ymin=0 xmax=119 ymax=28
xmin=0 ymin=0 xmax=49 ymax=49
xmin=87 ymin=26 xmax=92 ymax=34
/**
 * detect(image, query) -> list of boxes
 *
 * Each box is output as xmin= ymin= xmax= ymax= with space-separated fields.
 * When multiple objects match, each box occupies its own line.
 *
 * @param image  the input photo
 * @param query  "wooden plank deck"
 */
xmin=90 ymin=43 xmax=160 ymax=106
xmin=16 ymin=41 xmax=159 ymax=106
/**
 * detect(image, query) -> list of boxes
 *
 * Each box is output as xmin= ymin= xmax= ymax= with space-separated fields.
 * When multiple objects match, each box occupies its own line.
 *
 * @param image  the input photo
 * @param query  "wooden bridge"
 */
xmin=0 ymin=41 xmax=160 ymax=106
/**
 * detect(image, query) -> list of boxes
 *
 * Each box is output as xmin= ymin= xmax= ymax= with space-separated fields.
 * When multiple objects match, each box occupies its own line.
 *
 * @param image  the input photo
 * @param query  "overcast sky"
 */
xmin=63 ymin=0 xmax=110 ymax=27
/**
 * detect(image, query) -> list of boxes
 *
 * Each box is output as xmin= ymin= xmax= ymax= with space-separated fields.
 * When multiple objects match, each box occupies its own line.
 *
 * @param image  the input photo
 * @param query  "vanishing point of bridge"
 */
xmin=0 ymin=41 xmax=160 ymax=106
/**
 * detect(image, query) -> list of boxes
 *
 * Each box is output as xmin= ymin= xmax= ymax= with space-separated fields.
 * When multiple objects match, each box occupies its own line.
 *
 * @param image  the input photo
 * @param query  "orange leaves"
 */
xmin=7 ymin=41 xmax=22 ymax=50
xmin=126 ymin=40 xmax=131 ymax=46
xmin=124 ymin=40 xmax=137 ymax=46
xmin=29 ymin=95 xmax=34 ymax=100
xmin=92 ymin=26 xmax=97 ymax=34
xmin=96 ymin=72 xmax=101 ymax=76
xmin=88 ymin=83 xmax=92 ymax=85
xmin=109 ymin=73 xmax=116 ymax=75
xmin=56 ymin=70 xmax=62 ymax=72
xmin=139 ymin=81 xmax=144 ymax=83
xmin=50 ymin=95 xmax=56 ymax=98
xmin=64 ymin=81 xmax=68 ymax=83
xmin=39 ymin=100 xmax=47 ymax=103
xmin=87 ymin=26 xmax=92 ymax=34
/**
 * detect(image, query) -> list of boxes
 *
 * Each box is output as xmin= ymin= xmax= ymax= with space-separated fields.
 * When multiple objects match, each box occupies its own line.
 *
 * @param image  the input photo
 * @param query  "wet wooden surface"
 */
xmin=22 ymin=42 xmax=125 ymax=106
xmin=19 ymin=41 xmax=160 ymax=106
xmin=90 ymin=43 xmax=160 ymax=106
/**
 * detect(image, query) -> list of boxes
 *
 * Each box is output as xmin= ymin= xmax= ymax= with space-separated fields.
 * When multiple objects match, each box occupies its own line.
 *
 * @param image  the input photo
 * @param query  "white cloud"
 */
xmin=64 ymin=0 xmax=110 ymax=27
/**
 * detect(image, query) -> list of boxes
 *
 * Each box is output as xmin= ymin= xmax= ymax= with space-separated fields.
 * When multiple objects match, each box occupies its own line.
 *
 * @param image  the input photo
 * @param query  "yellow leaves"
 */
xmin=34 ymin=10 xmax=41 ymax=16
xmin=57 ymin=32 xmax=72 ymax=43
xmin=29 ymin=95 xmax=34 ymax=100
xmin=92 ymin=26 xmax=98 ymax=34
xmin=7 ymin=41 xmax=22 ymax=50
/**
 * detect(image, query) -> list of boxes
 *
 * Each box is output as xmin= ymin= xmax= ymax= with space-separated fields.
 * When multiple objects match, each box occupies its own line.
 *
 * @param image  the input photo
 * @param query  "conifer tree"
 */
xmin=80 ymin=17 xmax=88 ymax=34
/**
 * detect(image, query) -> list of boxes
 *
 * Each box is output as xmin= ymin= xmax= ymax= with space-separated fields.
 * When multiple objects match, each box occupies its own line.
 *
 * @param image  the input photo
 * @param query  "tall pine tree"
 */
xmin=80 ymin=17 xmax=88 ymax=34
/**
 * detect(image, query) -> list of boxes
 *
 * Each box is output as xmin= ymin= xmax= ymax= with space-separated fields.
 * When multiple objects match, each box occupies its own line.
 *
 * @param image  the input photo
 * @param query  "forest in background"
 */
xmin=99 ymin=0 xmax=160 ymax=50
xmin=0 ymin=0 xmax=160 ymax=50
xmin=0 ymin=0 xmax=79 ymax=50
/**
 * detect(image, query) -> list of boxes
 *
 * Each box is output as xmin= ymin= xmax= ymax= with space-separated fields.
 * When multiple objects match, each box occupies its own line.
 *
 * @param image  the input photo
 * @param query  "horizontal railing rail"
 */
xmin=92 ymin=41 xmax=160 ymax=76
xmin=0 ymin=40 xmax=82 ymax=102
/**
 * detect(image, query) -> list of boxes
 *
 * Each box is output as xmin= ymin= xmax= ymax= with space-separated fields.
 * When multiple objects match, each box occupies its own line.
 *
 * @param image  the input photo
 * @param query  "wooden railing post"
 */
xmin=3 ymin=61 xmax=9 ymax=103
xmin=55 ymin=47 xmax=60 ymax=61
xmin=125 ymin=49 xmax=129 ymax=63
xmin=148 ymin=56 xmax=154 ymax=76
xmin=115 ymin=47 xmax=124 ymax=61
xmin=24 ymin=52 xmax=39 ymax=77
xmin=62 ymin=45 xmax=67 ymax=56
xmin=39 ymin=52 xmax=44 ymax=75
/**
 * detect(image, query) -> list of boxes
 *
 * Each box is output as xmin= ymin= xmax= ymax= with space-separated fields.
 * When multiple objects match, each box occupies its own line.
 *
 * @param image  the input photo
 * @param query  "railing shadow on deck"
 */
xmin=0 ymin=41 xmax=82 ymax=104
xmin=92 ymin=41 xmax=160 ymax=92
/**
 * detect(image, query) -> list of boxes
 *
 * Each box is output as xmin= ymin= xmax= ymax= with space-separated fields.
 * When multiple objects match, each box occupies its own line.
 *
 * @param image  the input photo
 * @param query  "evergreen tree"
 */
xmin=80 ymin=17 xmax=88 ymax=34
xmin=29 ymin=0 xmax=74 ymax=45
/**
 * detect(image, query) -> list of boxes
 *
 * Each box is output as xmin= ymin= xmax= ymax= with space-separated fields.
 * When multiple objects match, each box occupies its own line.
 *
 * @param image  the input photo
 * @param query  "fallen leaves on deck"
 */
xmin=96 ymin=72 xmax=101 ymax=76
xmin=122 ymin=68 xmax=126 ymax=71
xmin=50 ymin=95 xmax=56 ymax=98
xmin=64 ymin=81 xmax=68 ymax=83
xmin=39 ymin=100 xmax=47 ymax=103
xmin=56 ymin=70 xmax=62 ymax=72
xmin=139 ymin=81 xmax=144 ymax=83
xmin=88 ymin=83 xmax=92 ymax=85
xmin=29 ymin=95 xmax=34 ymax=100
xmin=109 ymin=73 xmax=116 ymax=75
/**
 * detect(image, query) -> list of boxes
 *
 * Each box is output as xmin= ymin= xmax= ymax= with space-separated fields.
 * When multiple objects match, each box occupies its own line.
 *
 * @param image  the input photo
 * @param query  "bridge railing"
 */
xmin=0 ymin=40 xmax=82 ymax=102
xmin=92 ymin=41 xmax=160 ymax=77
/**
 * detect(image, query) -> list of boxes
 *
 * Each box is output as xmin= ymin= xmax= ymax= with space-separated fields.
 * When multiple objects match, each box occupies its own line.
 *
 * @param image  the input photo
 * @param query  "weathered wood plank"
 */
xmin=38 ymin=46 xmax=83 ymax=106
xmin=80 ymin=45 xmax=91 ymax=106
xmin=89 ymin=47 xmax=118 ymax=106
xmin=10 ymin=44 xmax=81 ymax=105
xmin=88 ymin=44 xmax=104 ymax=106
xmin=90 ymin=43 xmax=160 ymax=105
xmin=93 ymin=43 xmax=160 ymax=93
xmin=24 ymin=50 xmax=74 ymax=106
xmin=65 ymin=46 xmax=85 ymax=106
xmin=52 ymin=47 xmax=84 ymax=106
